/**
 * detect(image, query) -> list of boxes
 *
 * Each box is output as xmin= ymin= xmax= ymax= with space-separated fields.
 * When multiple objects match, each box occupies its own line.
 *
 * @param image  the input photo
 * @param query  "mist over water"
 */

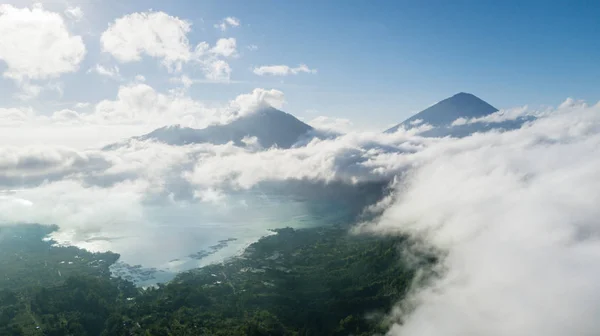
xmin=41 ymin=182 xmax=386 ymax=284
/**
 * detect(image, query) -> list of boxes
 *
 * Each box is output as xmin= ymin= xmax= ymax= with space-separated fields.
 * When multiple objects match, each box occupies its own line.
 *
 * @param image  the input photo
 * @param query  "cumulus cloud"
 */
xmin=91 ymin=83 xmax=204 ymax=126
xmin=358 ymin=101 xmax=600 ymax=336
xmin=253 ymin=64 xmax=317 ymax=76
xmin=210 ymin=37 xmax=237 ymax=57
xmin=100 ymin=11 xmax=193 ymax=71
xmin=214 ymin=16 xmax=240 ymax=31
xmin=100 ymin=11 xmax=237 ymax=80
xmin=203 ymin=60 xmax=231 ymax=81
xmin=51 ymin=109 xmax=82 ymax=124
xmin=191 ymin=38 xmax=237 ymax=81
xmin=0 ymin=3 xmax=85 ymax=92
xmin=231 ymin=88 xmax=285 ymax=115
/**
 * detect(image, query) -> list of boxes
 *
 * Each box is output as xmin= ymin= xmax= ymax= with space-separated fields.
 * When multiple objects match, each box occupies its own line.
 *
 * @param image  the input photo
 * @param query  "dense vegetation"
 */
xmin=0 ymin=224 xmax=435 ymax=336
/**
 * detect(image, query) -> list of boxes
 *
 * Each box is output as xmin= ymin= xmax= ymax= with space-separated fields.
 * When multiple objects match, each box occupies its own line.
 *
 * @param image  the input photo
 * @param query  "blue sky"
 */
xmin=1 ymin=0 xmax=599 ymax=131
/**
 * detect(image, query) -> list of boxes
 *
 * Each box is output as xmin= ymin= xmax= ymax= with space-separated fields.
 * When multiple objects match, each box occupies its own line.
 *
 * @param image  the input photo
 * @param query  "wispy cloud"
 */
xmin=253 ymin=64 xmax=317 ymax=76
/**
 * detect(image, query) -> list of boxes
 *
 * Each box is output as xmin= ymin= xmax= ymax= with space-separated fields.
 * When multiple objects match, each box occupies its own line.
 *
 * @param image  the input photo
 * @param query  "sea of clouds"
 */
xmin=1 ymin=86 xmax=599 ymax=335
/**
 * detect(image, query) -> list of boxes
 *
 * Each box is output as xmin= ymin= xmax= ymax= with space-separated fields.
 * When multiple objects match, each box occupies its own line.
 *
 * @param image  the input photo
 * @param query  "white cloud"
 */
xmin=247 ymin=44 xmax=258 ymax=51
xmin=202 ymin=59 xmax=232 ymax=82
xmin=88 ymin=64 xmax=121 ymax=79
xmin=194 ymin=38 xmax=237 ymax=81
xmin=184 ymin=130 xmax=429 ymax=190
xmin=214 ymin=16 xmax=240 ymax=31
xmin=0 ymin=4 xmax=85 ymax=81
xmin=91 ymin=83 xmax=203 ymax=126
xmin=100 ymin=11 xmax=193 ymax=71
xmin=253 ymin=64 xmax=317 ymax=76
xmin=64 ymin=6 xmax=83 ymax=21
xmin=210 ymin=38 xmax=237 ymax=57
xmin=559 ymin=97 xmax=588 ymax=109
xmin=101 ymin=11 xmax=238 ymax=80
xmin=231 ymin=88 xmax=285 ymax=115
xmin=51 ymin=109 xmax=82 ymax=124
xmin=451 ymin=105 xmax=537 ymax=126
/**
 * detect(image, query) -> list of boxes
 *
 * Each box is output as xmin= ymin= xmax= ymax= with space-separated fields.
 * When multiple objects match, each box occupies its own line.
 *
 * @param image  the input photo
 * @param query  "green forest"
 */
xmin=0 ymin=224 xmax=435 ymax=336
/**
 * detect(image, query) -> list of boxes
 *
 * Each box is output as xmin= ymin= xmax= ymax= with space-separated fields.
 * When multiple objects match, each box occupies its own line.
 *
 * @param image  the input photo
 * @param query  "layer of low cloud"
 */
xmin=361 ymin=101 xmax=600 ymax=336
xmin=451 ymin=105 xmax=539 ymax=126
xmin=253 ymin=64 xmax=317 ymax=76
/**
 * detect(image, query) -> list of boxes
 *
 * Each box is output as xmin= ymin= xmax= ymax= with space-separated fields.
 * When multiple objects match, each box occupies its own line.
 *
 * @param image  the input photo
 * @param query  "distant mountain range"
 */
xmin=108 ymin=92 xmax=529 ymax=150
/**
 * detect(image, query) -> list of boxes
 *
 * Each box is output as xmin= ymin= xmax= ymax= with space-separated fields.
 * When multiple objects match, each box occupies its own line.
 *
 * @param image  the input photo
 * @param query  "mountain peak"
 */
xmin=386 ymin=92 xmax=498 ymax=133
xmin=133 ymin=106 xmax=313 ymax=149
xmin=453 ymin=92 xmax=475 ymax=98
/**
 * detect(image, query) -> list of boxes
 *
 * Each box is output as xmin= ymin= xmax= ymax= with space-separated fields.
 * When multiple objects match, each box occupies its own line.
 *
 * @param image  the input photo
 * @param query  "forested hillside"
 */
xmin=0 ymin=225 xmax=435 ymax=336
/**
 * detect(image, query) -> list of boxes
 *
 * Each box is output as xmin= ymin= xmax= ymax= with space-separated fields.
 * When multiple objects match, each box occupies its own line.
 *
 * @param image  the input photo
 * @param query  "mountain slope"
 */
xmin=136 ymin=106 xmax=313 ymax=149
xmin=385 ymin=92 xmax=499 ymax=133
